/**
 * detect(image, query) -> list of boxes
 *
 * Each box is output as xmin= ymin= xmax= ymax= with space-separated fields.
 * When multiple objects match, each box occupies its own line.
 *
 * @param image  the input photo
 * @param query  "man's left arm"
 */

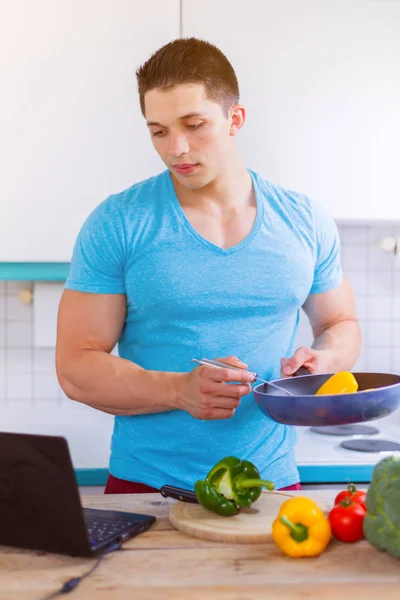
xmin=280 ymin=276 xmax=362 ymax=377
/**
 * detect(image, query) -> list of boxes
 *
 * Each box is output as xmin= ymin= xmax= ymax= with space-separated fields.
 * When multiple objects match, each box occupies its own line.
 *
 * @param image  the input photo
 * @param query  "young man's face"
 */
xmin=144 ymin=83 xmax=239 ymax=189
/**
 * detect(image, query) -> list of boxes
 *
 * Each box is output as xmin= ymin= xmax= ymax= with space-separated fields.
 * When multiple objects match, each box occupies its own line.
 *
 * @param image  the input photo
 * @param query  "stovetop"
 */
xmin=294 ymin=420 xmax=400 ymax=466
xmin=309 ymin=424 xmax=380 ymax=437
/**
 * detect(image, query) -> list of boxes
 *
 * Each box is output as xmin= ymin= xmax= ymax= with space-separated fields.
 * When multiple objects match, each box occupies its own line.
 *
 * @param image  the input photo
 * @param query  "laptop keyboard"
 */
xmin=84 ymin=515 xmax=136 ymax=545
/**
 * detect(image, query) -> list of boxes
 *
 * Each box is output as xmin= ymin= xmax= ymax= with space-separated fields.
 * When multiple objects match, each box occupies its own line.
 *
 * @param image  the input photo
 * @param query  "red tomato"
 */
xmin=328 ymin=501 xmax=366 ymax=543
xmin=334 ymin=485 xmax=367 ymax=511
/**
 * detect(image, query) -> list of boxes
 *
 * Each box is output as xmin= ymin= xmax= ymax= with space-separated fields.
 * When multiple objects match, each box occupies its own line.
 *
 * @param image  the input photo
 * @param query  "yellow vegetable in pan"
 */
xmin=315 ymin=372 xmax=358 ymax=396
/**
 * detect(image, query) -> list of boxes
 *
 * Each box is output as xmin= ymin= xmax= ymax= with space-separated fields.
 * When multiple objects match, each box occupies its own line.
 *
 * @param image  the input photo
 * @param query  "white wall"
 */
xmin=0 ymin=0 xmax=179 ymax=261
xmin=2 ymin=0 xmax=400 ymax=264
xmin=182 ymin=0 xmax=400 ymax=221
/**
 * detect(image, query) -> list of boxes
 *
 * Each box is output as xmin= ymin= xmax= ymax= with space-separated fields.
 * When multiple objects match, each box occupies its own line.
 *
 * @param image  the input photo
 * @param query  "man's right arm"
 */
xmin=56 ymin=290 xmax=252 ymax=419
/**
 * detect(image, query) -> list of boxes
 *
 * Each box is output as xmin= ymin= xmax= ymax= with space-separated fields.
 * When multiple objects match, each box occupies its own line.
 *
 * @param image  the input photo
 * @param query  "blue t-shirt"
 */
xmin=65 ymin=169 xmax=342 ymax=490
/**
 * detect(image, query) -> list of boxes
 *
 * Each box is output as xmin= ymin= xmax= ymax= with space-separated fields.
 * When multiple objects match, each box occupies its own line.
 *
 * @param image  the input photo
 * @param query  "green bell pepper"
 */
xmin=194 ymin=456 xmax=275 ymax=516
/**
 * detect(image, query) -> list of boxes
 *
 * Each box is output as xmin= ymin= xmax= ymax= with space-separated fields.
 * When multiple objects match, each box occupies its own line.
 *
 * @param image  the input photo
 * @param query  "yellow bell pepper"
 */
xmin=272 ymin=497 xmax=331 ymax=557
xmin=315 ymin=371 xmax=358 ymax=396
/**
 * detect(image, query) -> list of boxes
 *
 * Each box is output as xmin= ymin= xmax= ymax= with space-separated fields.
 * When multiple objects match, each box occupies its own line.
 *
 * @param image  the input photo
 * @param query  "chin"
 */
xmin=177 ymin=171 xmax=215 ymax=190
xmin=180 ymin=179 xmax=207 ymax=190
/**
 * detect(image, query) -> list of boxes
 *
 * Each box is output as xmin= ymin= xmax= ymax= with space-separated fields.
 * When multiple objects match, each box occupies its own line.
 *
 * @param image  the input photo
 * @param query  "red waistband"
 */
xmin=104 ymin=473 xmax=301 ymax=494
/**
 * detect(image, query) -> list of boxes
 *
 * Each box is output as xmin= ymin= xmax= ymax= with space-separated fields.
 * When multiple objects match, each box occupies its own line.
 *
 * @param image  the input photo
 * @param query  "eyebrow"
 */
xmin=146 ymin=112 xmax=208 ymax=128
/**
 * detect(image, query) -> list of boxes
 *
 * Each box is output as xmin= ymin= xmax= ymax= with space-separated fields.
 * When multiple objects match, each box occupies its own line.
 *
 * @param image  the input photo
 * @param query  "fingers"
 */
xmin=200 ymin=380 xmax=252 ymax=398
xmin=202 ymin=395 xmax=241 ymax=410
xmin=281 ymin=347 xmax=316 ymax=377
xmin=215 ymin=355 xmax=248 ymax=369
xmin=280 ymin=357 xmax=291 ymax=378
xmin=201 ymin=407 xmax=237 ymax=420
xmin=205 ymin=366 xmax=254 ymax=384
xmin=198 ymin=396 xmax=241 ymax=420
xmin=194 ymin=369 xmax=252 ymax=420
xmin=189 ymin=355 xmax=253 ymax=421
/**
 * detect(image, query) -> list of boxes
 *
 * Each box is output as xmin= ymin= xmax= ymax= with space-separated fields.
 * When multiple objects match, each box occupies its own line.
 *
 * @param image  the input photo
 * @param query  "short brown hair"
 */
xmin=136 ymin=37 xmax=239 ymax=117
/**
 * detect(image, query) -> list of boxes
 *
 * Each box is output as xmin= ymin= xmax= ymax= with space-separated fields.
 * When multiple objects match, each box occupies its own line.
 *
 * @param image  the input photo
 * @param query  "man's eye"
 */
xmin=187 ymin=123 xmax=204 ymax=130
xmin=151 ymin=130 xmax=165 ymax=137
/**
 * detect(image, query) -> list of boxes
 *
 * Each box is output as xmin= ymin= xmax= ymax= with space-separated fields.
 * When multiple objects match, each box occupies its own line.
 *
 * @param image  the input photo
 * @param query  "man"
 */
xmin=56 ymin=38 xmax=361 ymax=494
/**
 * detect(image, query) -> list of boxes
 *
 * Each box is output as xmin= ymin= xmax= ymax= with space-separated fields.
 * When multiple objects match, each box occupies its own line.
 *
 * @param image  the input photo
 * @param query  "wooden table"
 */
xmin=0 ymin=491 xmax=399 ymax=600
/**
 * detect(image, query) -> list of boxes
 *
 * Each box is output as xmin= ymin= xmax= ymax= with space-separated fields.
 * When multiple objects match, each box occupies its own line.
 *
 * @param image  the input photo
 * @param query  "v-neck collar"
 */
xmin=166 ymin=169 xmax=264 ymax=256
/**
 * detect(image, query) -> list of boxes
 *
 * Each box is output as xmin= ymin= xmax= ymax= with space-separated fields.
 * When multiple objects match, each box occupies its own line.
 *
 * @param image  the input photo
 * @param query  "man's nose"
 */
xmin=168 ymin=133 xmax=190 ymax=157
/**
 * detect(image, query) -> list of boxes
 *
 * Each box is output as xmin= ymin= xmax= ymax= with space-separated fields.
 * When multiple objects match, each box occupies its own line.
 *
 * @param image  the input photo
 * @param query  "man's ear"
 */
xmin=229 ymin=104 xmax=246 ymax=136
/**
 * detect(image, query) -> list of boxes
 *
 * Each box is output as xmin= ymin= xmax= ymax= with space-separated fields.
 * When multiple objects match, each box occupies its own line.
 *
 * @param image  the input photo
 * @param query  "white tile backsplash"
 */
xmin=393 ymin=349 xmax=400 ymax=372
xmin=367 ymin=296 xmax=392 ymax=321
xmin=365 ymin=321 xmax=392 ymax=348
xmin=338 ymin=226 xmax=369 ymax=245
xmin=355 ymin=296 xmax=368 ymax=320
xmin=7 ymin=349 xmax=32 ymax=373
xmin=394 ymin=296 xmax=400 ymax=319
xmin=6 ymin=321 xmax=32 ymax=348
xmin=342 ymin=244 xmax=368 ymax=271
xmin=33 ymin=373 xmax=60 ymax=401
xmin=394 ymin=322 xmax=400 ymax=348
xmin=353 ymin=347 xmax=365 ymax=372
xmin=367 ymin=226 xmax=395 ymax=245
xmin=346 ymin=271 xmax=368 ymax=295
xmin=5 ymin=281 xmax=33 ymax=295
xmin=33 ymin=282 xmax=64 ymax=347
xmin=57 ymin=387 xmax=70 ymax=404
xmin=6 ymin=294 xmax=32 ymax=321
xmin=365 ymin=347 xmax=393 ymax=373
xmin=368 ymin=243 xmax=393 ymax=272
xmin=368 ymin=271 xmax=392 ymax=296
xmin=0 ymin=295 xmax=5 ymax=320
xmin=6 ymin=373 xmax=33 ymax=400
xmin=34 ymin=348 xmax=56 ymax=373
xmin=394 ymin=271 xmax=400 ymax=294
xmin=0 ymin=348 xmax=5 ymax=405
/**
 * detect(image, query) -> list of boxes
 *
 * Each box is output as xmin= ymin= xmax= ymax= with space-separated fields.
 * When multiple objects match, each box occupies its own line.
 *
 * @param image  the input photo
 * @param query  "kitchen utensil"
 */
xmin=254 ymin=372 xmax=400 ymax=427
xmin=191 ymin=357 xmax=293 ymax=396
xmin=166 ymin=490 xmax=329 ymax=544
xmin=160 ymin=485 xmax=198 ymax=504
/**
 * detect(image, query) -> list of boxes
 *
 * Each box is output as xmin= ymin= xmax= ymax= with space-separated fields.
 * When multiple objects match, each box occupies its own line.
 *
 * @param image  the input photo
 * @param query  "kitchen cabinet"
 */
xmin=182 ymin=0 xmax=400 ymax=221
xmin=1 ymin=491 xmax=400 ymax=599
xmin=0 ymin=0 xmax=179 ymax=262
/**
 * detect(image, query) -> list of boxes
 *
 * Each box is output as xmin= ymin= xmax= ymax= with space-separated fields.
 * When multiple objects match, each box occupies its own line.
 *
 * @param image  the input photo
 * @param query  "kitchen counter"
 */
xmin=0 ymin=491 xmax=399 ymax=600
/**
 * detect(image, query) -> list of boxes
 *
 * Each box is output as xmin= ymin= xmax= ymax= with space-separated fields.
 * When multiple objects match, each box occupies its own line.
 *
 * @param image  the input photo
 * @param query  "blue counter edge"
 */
xmin=0 ymin=263 xmax=70 ymax=280
xmin=75 ymin=465 xmax=374 ymax=486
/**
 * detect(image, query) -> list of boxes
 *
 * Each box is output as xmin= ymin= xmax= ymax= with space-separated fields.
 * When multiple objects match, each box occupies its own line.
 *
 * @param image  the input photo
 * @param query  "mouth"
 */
xmin=174 ymin=163 xmax=199 ymax=175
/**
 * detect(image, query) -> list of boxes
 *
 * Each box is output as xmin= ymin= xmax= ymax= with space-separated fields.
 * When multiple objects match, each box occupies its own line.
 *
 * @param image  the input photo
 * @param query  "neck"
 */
xmin=170 ymin=152 xmax=254 ymax=210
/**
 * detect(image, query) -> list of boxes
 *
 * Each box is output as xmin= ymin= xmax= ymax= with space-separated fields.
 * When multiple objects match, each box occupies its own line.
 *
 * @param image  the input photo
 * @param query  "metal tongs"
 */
xmin=191 ymin=357 xmax=293 ymax=396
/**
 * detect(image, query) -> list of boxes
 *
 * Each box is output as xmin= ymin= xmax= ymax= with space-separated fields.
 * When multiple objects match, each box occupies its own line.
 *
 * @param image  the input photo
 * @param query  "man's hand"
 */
xmin=280 ymin=347 xmax=333 ymax=378
xmin=177 ymin=355 xmax=253 ymax=420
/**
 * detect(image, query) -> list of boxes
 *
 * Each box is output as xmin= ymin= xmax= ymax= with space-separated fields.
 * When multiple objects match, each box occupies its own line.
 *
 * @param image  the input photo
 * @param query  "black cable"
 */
xmin=40 ymin=541 xmax=122 ymax=599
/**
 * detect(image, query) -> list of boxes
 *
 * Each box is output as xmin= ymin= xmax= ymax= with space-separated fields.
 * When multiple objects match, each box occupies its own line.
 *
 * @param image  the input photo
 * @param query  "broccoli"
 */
xmin=363 ymin=455 xmax=400 ymax=559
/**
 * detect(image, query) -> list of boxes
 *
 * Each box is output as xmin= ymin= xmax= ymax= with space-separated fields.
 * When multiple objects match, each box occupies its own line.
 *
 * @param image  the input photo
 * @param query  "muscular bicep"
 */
xmin=302 ymin=276 xmax=358 ymax=338
xmin=56 ymin=290 xmax=126 ymax=359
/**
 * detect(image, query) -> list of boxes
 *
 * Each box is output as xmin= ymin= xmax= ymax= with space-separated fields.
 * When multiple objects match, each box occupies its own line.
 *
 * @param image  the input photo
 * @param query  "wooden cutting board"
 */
xmin=169 ymin=491 xmax=330 ymax=544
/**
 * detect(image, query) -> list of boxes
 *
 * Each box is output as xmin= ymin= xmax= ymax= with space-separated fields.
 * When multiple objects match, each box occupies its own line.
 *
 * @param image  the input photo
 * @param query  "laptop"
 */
xmin=0 ymin=432 xmax=156 ymax=556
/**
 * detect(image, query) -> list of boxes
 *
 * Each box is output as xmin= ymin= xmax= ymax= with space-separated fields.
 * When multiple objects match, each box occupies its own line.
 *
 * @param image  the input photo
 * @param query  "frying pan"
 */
xmin=253 ymin=371 xmax=400 ymax=426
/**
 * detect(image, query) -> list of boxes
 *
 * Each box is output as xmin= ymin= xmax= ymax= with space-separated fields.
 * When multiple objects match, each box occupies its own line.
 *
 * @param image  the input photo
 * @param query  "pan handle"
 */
xmin=293 ymin=366 xmax=312 ymax=377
